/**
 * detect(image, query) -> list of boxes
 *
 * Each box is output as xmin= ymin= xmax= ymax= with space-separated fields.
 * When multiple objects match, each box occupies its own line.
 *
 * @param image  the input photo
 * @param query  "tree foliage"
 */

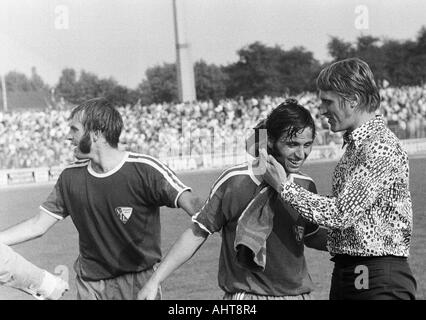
xmin=194 ymin=60 xmax=228 ymax=103
xmin=225 ymin=42 xmax=320 ymax=98
xmin=4 ymin=68 xmax=48 ymax=92
xmin=55 ymin=68 xmax=77 ymax=102
xmin=55 ymin=69 xmax=138 ymax=106
xmin=137 ymin=60 xmax=229 ymax=104
xmin=138 ymin=63 xmax=178 ymax=104
xmin=326 ymin=27 xmax=426 ymax=86
xmin=6 ymin=26 xmax=426 ymax=106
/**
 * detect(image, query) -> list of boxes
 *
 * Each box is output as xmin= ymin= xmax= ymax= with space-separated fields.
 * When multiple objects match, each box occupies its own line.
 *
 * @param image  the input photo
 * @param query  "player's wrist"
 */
xmin=35 ymin=271 xmax=69 ymax=300
xmin=279 ymin=182 xmax=285 ymax=195
xmin=279 ymin=178 xmax=292 ymax=196
xmin=149 ymin=274 xmax=163 ymax=287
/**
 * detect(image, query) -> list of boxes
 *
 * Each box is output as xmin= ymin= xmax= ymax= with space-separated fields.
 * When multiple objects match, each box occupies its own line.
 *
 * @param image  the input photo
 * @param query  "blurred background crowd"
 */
xmin=1 ymin=84 xmax=425 ymax=170
xmin=2 ymin=28 xmax=426 ymax=169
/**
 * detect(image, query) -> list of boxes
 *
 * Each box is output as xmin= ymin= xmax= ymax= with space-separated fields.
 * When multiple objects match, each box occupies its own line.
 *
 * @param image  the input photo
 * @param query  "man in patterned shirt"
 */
xmin=262 ymin=58 xmax=417 ymax=299
xmin=0 ymin=98 xmax=200 ymax=299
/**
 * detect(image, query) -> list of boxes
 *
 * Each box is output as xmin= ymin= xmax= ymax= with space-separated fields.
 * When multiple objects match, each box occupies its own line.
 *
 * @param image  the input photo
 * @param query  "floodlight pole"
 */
xmin=173 ymin=0 xmax=183 ymax=102
xmin=172 ymin=0 xmax=196 ymax=102
xmin=1 ymin=74 xmax=7 ymax=112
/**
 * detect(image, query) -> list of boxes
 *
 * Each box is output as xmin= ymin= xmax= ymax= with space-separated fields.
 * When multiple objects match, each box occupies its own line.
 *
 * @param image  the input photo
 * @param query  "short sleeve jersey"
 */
xmin=40 ymin=152 xmax=191 ymax=281
xmin=193 ymin=162 xmax=319 ymax=296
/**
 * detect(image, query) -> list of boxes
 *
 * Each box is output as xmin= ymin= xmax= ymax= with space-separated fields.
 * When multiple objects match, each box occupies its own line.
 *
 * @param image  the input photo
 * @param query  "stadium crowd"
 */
xmin=1 ymin=85 xmax=425 ymax=169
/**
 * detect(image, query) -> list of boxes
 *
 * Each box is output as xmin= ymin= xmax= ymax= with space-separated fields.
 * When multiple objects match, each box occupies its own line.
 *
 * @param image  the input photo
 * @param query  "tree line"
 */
xmin=2 ymin=27 xmax=426 ymax=107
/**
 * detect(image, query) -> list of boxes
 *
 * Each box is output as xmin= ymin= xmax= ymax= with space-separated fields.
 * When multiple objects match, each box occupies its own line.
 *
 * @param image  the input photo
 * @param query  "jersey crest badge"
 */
xmin=294 ymin=225 xmax=305 ymax=242
xmin=115 ymin=207 xmax=133 ymax=224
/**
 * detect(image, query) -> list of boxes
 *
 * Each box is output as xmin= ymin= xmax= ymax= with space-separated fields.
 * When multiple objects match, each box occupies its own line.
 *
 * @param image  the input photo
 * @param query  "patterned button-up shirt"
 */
xmin=280 ymin=115 xmax=412 ymax=257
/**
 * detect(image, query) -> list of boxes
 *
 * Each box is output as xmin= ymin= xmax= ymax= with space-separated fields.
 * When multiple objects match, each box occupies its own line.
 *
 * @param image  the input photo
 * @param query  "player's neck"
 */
xmin=346 ymin=111 xmax=377 ymax=134
xmin=90 ymin=147 xmax=127 ymax=174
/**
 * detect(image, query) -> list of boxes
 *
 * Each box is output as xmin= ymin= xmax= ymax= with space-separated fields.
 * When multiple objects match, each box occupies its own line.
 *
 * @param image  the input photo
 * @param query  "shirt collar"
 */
xmin=343 ymin=115 xmax=385 ymax=148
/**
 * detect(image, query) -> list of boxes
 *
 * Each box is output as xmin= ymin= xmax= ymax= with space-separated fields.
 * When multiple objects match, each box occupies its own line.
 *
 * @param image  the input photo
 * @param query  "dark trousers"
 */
xmin=329 ymin=255 xmax=417 ymax=300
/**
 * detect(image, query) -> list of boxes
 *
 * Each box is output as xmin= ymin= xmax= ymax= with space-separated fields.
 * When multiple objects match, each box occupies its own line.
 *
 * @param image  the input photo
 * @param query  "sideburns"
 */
xmin=78 ymin=131 xmax=92 ymax=154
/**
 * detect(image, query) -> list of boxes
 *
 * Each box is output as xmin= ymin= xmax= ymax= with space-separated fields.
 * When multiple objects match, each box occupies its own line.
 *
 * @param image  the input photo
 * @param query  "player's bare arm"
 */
xmin=304 ymin=227 xmax=328 ymax=251
xmin=137 ymin=223 xmax=209 ymax=300
xmin=177 ymin=190 xmax=204 ymax=217
xmin=0 ymin=243 xmax=69 ymax=300
xmin=0 ymin=210 xmax=59 ymax=246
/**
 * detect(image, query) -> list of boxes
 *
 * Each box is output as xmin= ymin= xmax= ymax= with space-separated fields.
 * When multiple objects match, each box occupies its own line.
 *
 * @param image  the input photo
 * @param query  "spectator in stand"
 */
xmin=0 ymin=84 xmax=425 ymax=170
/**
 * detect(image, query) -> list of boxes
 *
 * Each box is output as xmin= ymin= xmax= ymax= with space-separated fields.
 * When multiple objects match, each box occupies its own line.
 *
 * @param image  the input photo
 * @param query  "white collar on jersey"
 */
xmin=87 ymin=151 xmax=129 ymax=178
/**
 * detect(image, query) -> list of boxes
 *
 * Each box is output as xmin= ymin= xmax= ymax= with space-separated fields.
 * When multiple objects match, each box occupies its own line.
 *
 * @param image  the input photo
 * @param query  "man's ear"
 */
xmin=351 ymin=95 xmax=361 ymax=108
xmin=267 ymin=139 xmax=274 ymax=153
xmin=91 ymin=130 xmax=102 ymax=142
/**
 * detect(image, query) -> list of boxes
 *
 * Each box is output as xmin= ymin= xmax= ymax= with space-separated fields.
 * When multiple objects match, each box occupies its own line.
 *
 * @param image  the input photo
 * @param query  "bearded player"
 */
xmin=0 ymin=98 xmax=201 ymax=300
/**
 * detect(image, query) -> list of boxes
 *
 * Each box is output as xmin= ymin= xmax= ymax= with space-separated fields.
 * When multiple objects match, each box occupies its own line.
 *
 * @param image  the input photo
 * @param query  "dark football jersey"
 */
xmin=41 ymin=152 xmax=191 ymax=281
xmin=193 ymin=161 xmax=318 ymax=296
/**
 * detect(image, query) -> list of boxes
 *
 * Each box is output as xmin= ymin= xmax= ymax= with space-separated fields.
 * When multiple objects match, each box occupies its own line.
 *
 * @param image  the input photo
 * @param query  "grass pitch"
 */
xmin=0 ymin=157 xmax=425 ymax=300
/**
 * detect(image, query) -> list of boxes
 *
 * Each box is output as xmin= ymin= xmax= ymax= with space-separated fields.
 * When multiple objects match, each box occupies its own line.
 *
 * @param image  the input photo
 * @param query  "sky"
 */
xmin=0 ymin=0 xmax=425 ymax=89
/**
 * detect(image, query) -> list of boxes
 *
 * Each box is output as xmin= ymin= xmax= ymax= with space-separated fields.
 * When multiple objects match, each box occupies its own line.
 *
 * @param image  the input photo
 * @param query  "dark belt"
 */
xmin=331 ymin=254 xmax=407 ymax=267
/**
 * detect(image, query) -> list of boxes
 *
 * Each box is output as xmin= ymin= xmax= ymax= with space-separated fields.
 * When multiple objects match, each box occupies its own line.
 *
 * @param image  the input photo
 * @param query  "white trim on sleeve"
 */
xmin=174 ymin=187 xmax=192 ymax=208
xmin=39 ymin=206 xmax=64 ymax=221
xmin=288 ymin=173 xmax=314 ymax=183
xmin=127 ymin=157 xmax=187 ymax=193
xmin=304 ymin=226 xmax=320 ymax=238
xmin=191 ymin=212 xmax=212 ymax=235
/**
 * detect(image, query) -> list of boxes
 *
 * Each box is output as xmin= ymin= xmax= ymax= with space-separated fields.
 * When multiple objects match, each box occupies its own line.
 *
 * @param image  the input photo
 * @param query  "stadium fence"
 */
xmin=1 ymin=138 xmax=426 ymax=187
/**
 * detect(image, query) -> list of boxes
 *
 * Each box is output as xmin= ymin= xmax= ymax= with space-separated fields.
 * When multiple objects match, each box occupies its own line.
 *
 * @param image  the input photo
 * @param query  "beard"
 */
xmin=268 ymin=143 xmax=289 ymax=171
xmin=76 ymin=132 xmax=92 ymax=156
xmin=267 ymin=143 xmax=280 ymax=159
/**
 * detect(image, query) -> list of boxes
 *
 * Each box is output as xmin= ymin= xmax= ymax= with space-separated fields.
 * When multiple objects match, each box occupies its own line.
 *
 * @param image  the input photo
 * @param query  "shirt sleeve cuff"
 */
xmin=280 ymin=180 xmax=300 ymax=200
xmin=191 ymin=212 xmax=213 ymax=235
xmin=304 ymin=226 xmax=320 ymax=238
xmin=39 ymin=206 xmax=64 ymax=220
xmin=174 ymin=187 xmax=192 ymax=208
